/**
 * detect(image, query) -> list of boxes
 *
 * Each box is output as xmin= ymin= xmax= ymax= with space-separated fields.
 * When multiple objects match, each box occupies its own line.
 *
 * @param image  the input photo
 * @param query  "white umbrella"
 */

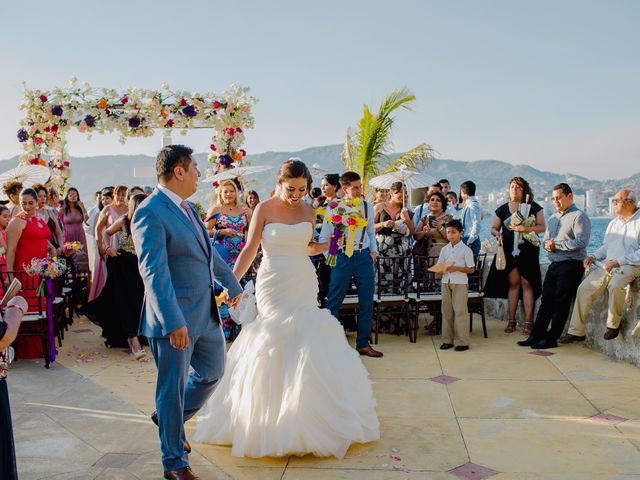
xmin=202 ymin=165 xmax=273 ymax=184
xmin=0 ymin=165 xmax=51 ymax=200
xmin=368 ymin=166 xmax=436 ymax=190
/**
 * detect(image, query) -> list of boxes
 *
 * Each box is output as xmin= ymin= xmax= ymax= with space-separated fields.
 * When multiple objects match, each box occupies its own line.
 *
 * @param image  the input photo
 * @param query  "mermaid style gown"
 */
xmin=194 ymin=222 xmax=380 ymax=458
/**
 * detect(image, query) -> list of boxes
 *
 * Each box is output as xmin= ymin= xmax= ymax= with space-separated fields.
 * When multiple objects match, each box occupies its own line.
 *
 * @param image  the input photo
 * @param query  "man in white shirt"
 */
xmin=320 ymin=171 xmax=382 ymax=358
xmin=560 ymin=189 xmax=640 ymax=342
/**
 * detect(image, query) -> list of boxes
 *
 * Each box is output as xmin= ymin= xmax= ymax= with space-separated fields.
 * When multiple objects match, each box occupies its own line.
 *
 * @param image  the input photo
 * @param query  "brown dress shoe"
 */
xmin=604 ymin=327 xmax=620 ymax=340
xmin=164 ymin=466 xmax=200 ymax=480
xmin=558 ymin=333 xmax=586 ymax=344
xmin=356 ymin=345 xmax=383 ymax=357
xmin=152 ymin=411 xmax=191 ymax=453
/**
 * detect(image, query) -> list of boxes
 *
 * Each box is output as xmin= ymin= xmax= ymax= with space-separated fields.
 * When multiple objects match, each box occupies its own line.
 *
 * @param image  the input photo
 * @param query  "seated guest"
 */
xmin=2 ymin=181 xmax=22 ymax=219
xmin=560 ymin=189 xmax=640 ymax=343
xmin=519 ymin=183 xmax=591 ymax=349
xmin=460 ymin=181 xmax=482 ymax=255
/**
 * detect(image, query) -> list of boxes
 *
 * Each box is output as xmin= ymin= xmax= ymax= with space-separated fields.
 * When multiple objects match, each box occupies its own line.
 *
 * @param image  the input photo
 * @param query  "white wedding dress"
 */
xmin=194 ymin=222 xmax=380 ymax=458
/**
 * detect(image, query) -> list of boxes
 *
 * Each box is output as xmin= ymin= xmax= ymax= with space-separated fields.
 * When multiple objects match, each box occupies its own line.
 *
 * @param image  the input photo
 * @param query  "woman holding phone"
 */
xmin=413 ymin=191 xmax=453 ymax=258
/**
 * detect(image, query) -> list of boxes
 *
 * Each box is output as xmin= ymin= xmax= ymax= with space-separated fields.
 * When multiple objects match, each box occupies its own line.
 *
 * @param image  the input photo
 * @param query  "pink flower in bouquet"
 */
xmin=346 ymin=217 xmax=357 ymax=226
xmin=329 ymin=201 xmax=339 ymax=209
xmin=331 ymin=214 xmax=343 ymax=224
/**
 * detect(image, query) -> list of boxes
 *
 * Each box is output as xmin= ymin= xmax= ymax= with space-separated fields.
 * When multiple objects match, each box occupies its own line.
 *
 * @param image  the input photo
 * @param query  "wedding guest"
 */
xmin=321 ymin=173 xmax=341 ymax=204
xmin=205 ymin=179 xmax=251 ymax=340
xmin=87 ymin=188 xmax=113 ymax=298
xmin=83 ymin=190 xmax=102 ymax=275
xmin=519 ymin=183 xmax=591 ymax=349
xmin=32 ymin=184 xmax=64 ymax=255
xmin=142 ymin=185 xmax=153 ymax=196
xmin=48 ymin=187 xmax=61 ymax=209
xmin=413 ymin=191 xmax=452 ymax=258
xmin=428 ymin=183 xmax=442 ymax=195
xmin=460 ymin=181 xmax=482 ymax=255
xmin=103 ymin=193 xmax=147 ymax=359
xmin=322 ymin=171 xmax=383 ymax=357
xmin=1 ymin=295 xmax=29 ymax=480
xmin=485 ymin=177 xmax=545 ymax=335
xmin=438 ymin=220 xmax=475 ymax=352
xmin=59 ymin=187 xmax=90 ymax=273
xmin=439 ymin=179 xmax=451 ymax=195
xmin=445 ymin=191 xmax=463 ymax=219
xmin=315 ymin=173 xmax=341 ymax=307
xmin=245 ymin=190 xmax=260 ymax=212
xmin=129 ymin=185 xmax=144 ymax=197
xmin=2 ymin=180 xmax=22 ymax=219
xmin=6 ymin=188 xmax=56 ymax=358
xmin=0 ymin=206 xmax=9 ymax=275
xmin=372 ymin=188 xmax=389 ymax=205
xmin=560 ymin=189 xmax=640 ymax=343
xmin=374 ymin=181 xmax=414 ymax=257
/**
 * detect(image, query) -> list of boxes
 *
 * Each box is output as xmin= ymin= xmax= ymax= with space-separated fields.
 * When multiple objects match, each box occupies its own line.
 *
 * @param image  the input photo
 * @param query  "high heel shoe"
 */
xmin=504 ymin=318 xmax=517 ymax=333
xmin=523 ymin=321 xmax=533 ymax=336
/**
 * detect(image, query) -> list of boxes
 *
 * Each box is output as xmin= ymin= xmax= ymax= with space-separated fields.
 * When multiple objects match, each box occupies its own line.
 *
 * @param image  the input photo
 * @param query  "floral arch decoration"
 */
xmin=16 ymin=78 xmax=257 ymax=191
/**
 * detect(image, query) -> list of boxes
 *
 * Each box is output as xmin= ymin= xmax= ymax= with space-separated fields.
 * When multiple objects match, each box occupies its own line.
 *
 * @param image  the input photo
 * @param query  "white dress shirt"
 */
xmin=437 ymin=241 xmax=475 ymax=285
xmin=593 ymin=209 xmax=640 ymax=266
xmin=157 ymin=184 xmax=188 ymax=218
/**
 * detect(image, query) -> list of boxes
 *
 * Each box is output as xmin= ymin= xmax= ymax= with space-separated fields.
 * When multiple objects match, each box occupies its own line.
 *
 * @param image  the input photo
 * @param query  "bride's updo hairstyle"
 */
xmin=277 ymin=159 xmax=312 ymax=192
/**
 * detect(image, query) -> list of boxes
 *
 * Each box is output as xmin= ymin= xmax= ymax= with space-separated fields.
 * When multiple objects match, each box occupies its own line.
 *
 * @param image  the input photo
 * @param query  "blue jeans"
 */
xmin=325 ymin=249 xmax=375 ymax=348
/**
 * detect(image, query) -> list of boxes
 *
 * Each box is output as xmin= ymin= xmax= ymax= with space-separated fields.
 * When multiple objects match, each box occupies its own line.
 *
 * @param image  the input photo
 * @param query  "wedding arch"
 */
xmin=16 ymin=77 xmax=257 ymax=190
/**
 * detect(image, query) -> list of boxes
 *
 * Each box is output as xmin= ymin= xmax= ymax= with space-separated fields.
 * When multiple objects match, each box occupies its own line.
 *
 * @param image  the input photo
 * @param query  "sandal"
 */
xmin=504 ymin=318 xmax=517 ymax=333
xmin=523 ymin=321 xmax=533 ymax=336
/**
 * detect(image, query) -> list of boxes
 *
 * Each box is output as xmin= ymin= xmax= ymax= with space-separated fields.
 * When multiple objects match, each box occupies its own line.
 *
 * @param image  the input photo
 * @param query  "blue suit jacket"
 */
xmin=131 ymin=188 xmax=243 ymax=338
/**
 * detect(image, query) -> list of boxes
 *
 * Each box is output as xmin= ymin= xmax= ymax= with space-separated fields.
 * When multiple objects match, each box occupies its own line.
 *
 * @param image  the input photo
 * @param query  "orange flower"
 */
xmin=232 ymin=152 xmax=243 ymax=161
xmin=160 ymin=106 xmax=168 ymax=118
xmin=38 ymin=159 xmax=47 ymax=166
xmin=97 ymin=98 xmax=108 ymax=109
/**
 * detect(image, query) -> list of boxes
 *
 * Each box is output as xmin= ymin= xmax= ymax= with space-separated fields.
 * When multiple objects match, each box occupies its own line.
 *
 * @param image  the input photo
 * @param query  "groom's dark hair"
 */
xmin=156 ymin=144 xmax=194 ymax=182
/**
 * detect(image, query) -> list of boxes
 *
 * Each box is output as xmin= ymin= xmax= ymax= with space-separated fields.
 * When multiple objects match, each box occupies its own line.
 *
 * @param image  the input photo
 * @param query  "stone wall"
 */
xmin=483 ymin=259 xmax=640 ymax=367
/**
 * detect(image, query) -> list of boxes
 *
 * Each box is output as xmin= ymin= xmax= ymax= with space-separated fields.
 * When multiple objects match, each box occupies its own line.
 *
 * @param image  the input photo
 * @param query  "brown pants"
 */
xmin=441 ymin=283 xmax=469 ymax=346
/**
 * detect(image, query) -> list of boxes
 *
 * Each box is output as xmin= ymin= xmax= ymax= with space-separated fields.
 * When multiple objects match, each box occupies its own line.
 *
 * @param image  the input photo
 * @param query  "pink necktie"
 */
xmin=180 ymin=200 xmax=207 ymax=249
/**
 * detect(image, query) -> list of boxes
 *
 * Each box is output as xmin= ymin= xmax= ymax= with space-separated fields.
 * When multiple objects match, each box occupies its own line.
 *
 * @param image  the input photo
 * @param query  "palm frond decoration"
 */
xmin=343 ymin=87 xmax=426 ymax=192
xmin=382 ymin=143 xmax=434 ymax=174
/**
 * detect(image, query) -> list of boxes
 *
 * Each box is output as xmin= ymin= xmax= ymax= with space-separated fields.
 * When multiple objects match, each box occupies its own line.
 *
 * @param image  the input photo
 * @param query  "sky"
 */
xmin=0 ymin=0 xmax=638 ymax=179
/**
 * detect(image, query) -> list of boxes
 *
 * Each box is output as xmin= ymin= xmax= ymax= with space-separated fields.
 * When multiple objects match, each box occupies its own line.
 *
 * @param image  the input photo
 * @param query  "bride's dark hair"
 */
xmin=277 ymin=159 xmax=312 ymax=191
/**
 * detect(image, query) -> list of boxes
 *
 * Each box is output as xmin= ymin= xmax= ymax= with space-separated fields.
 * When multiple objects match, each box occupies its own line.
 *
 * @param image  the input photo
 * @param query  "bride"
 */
xmin=194 ymin=159 xmax=380 ymax=458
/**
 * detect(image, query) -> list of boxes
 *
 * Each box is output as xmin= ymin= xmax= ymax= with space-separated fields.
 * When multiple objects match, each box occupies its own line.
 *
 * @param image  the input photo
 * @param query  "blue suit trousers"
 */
xmin=325 ymin=249 xmax=375 ymax=348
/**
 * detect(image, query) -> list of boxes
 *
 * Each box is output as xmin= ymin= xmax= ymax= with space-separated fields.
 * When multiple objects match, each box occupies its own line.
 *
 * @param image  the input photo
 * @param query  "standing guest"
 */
xmin=3 ymin=181 xmax=22 ymax=219
xmin=131 ymin=144 xmax=242 ymax=479
xmin=321 ymin=171 xmax=383 ymax=357
xmin=519 ymin=183 xmax=591 ymax=349
xmin=142 ymin=185 xmax=154 ymax=196
xmin=374 ymin=181 xmax=414 ymax=257
xmin=103 ymin=193 xmax=148 ymax=359
xmin=439 ymin=179 xmax=451 ymax=195
xmin=129 ymin=186 xmax=144 ymax=197
xmin=460 ymin=181 xmax=482 ymax=255
xmin=32 ymin=184 xmax=64 ymax=255
xmin=83 ymin=190 xmax=102 ymax=275
xmin=59 ymin=187 xmax=90 ymax=273
xmin=560 ymin=189 xmax=640 ymax=343
xmin=1 ymin=295 xmax=29 ymax=480
xmin=445 ymin=191 xmax=463 ymax=219
xmin=89 ymin=185 xmax=127 ymax=302
xmin=205 ymin=179 xmax=251 ymax=340
xmin=438 ymin=220 xmax=475 ymax=351
xmin=428 ymin=183 xmax=442 ymax=195
xmin=372 ymin=188 xmax=389 ymax=205
xmin=0 ymin=206 xmax=10 ymax=275
xmin=245 ymin=190 xmax=260 ymax=212
xmin=485 ymin=177 xmax=545 ymax=335
xmin=48 ymin=187 xmax=61 ymax=209
xmin=87 ymin=188 xmax=113 ymax=298
xmin=413 ymin=191 xmax=452 ymax=258
xmin=315 ymin=174 xmax=341 ymax=306
xmin=321 ymin=173 xmax=341 ymax=204
xmin=6 ymin=188 xmax=56 ymax=358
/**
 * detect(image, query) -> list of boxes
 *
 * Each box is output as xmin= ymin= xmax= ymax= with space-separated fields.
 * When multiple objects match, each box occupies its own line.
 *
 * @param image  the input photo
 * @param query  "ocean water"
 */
xmin=479 ymin=216 xmax=609 ymax=257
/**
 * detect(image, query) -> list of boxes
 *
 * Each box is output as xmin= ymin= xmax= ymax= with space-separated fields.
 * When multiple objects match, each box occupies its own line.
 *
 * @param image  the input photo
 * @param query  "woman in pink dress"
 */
xmin=59 ymin=187 xmax=90 ymax=273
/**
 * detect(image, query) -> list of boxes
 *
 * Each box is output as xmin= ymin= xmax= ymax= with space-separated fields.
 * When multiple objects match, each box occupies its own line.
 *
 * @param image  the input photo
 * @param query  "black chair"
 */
xmin=468 ymin=254 xmax=488 ymax=338
xmin=408 ymin=255 xmax=442 ymax=342
xmin=374 ymin=256 xmax=412 ymax=343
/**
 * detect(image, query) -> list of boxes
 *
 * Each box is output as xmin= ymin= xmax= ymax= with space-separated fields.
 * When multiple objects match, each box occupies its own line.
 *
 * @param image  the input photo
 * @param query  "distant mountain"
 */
xmin=0 ymin=145 xmax=636 ymax=206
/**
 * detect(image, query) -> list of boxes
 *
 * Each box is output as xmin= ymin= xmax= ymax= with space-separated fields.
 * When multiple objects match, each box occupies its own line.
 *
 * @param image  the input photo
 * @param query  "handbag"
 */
xmin=212 ymin=230 xmax=231 ymax=261
xmin=496 ymin=237 xmax=507 ymax=270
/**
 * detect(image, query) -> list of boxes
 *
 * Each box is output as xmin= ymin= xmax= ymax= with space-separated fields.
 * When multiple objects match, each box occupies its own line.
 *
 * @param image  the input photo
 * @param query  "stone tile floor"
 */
xmin=9 ymin=315 xmax=640 ymax=479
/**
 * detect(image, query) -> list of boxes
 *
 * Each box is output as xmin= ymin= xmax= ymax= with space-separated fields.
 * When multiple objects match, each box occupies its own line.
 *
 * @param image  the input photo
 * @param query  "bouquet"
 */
xmin=521 ymin=217 xmax=540 ymax=247
xmin=62 ymin=241 xmax=83 ymax=256
xmin=322 ymin=197 xmax=368 ymax=267
xmin=23 ymin=256 xmax=68 ymax=296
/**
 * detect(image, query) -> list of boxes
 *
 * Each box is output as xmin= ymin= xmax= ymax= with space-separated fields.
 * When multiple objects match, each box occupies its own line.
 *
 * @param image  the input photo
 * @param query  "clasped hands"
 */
xmin=583 ymin=256 xmax=619 ymax=273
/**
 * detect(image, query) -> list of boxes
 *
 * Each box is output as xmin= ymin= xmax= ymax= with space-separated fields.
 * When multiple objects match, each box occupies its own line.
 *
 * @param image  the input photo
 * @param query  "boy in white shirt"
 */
xmin=437 ymin=220 xmax=476 ymax=351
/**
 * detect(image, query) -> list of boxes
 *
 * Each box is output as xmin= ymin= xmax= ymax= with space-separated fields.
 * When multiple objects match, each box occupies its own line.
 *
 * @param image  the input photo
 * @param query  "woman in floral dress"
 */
xmin=205 ymin=180 xmax=252 ymax=340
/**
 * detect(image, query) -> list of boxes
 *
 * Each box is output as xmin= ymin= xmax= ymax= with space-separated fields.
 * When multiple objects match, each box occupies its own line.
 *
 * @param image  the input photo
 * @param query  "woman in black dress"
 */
xmin=1 ymin=295 xmax=28 ymax=480
xmin=484 ymin=177 xmax=545 ymax=334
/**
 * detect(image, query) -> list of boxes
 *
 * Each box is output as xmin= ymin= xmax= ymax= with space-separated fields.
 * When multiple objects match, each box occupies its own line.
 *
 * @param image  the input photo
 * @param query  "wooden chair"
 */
xmin=374 ymin=255 xmax=412 ymax=343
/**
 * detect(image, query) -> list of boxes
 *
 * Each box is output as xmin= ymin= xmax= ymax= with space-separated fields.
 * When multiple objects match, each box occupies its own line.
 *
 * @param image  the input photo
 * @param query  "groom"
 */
xmin=132 ymin=145 xmax=243 ymax=480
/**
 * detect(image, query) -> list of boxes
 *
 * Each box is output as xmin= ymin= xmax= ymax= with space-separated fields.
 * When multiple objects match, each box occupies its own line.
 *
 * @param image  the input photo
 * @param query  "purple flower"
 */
xmin=182 ymin=105 xmax=197 ymax=117
xmin=84 ymin=115 xmax=96 ymax=127
xmin=17 ymin=128 xmax=28 ymax=142
xmin=218 ymin=154 xmax=233 ymax=167
xmin=128 ymin=116 xmax=141 ymax=128
xmin=52 ymin=105 xmax=63 ymax=116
